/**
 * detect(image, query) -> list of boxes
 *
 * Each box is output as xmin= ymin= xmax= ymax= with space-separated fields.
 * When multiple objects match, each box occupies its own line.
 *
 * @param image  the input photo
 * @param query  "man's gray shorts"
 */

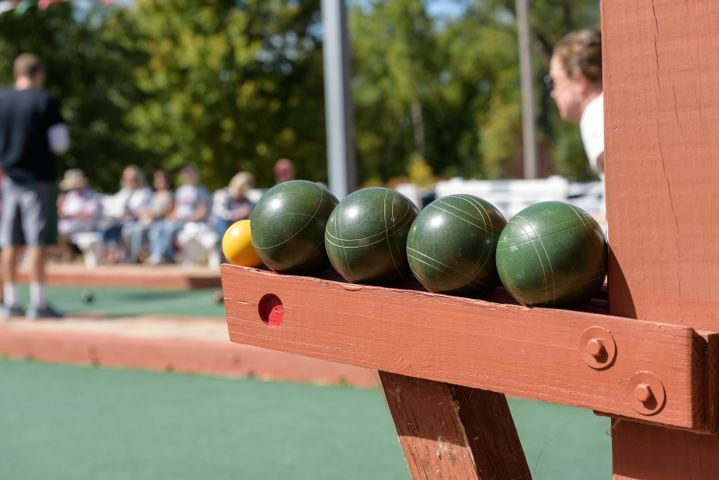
xmin=1 ymin=176 xmax=53 ymax=247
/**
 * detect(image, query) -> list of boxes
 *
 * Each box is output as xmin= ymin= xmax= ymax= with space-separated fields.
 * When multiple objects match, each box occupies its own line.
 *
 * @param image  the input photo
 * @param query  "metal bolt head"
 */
xmin=627 ymin=372 xmax=666 ymax=416
xmin=585 ymin=338 xmax=605 ymax=358
xmin=579 ymin=327 xmax=616 ymax=370
xmin=634 ymin=383 xmax=654 ymax=403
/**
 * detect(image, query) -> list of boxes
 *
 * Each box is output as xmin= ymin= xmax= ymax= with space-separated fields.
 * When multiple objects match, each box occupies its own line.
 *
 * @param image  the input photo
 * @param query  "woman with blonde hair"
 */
xmin=210 ymin=171 xmax=255 ymax=260
xmin=546 ymin=28 xmax=604 ymax=175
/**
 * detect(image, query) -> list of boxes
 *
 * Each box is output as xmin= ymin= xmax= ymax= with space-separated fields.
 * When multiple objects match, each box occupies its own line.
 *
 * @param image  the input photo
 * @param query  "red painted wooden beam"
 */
xmin=222 ymin=265 xmax=715 ymax=432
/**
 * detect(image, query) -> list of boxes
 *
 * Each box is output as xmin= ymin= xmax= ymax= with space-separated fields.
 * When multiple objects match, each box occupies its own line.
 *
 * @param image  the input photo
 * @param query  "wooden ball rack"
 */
xmin=221 ymin=2 xmax=719 ymax=478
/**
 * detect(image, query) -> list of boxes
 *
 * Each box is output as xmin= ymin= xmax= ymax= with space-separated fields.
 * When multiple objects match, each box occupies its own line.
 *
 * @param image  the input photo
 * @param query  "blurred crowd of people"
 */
xmin=56 ymin=158 xmax=294 ymax=266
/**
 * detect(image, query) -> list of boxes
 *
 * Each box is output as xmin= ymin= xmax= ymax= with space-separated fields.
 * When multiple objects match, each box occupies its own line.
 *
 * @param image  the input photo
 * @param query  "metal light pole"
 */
xmin=516 ymin=0 xmax=539 ymax=178
xmin=322 ymin=0 xmax=357 ymax=198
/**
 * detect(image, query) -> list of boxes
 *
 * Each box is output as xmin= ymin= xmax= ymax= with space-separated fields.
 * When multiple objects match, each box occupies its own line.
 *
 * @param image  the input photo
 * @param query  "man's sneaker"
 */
xmin=0 ymin=305 xmax=26 ymax=321
xmin=26 ymin=304 xmax=64 ymax=320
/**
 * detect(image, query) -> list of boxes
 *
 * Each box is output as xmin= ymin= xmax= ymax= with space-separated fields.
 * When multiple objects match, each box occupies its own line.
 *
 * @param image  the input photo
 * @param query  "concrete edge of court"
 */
xmin=0 ymin=316 xmax=377 ymax=387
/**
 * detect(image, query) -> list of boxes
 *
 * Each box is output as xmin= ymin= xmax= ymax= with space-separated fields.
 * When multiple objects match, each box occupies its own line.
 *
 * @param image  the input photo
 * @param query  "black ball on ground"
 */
xmin=81 ymin=289 xmax=95 ymax=304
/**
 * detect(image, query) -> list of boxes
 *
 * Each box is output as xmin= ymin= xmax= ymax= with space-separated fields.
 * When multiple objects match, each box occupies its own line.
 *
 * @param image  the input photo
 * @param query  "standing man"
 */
xmin=0 ymin=53 xmax=69 ymax=319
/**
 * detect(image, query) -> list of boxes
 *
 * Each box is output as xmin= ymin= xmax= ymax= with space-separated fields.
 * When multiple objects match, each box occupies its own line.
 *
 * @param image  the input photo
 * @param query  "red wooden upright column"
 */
xmin=602 ymin=1 xmax=719 ymax=478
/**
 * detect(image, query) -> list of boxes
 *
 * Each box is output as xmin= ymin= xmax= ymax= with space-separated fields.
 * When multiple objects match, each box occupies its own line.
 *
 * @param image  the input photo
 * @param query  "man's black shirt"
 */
xmin=0 ymin=88 xmax=63 ymax=183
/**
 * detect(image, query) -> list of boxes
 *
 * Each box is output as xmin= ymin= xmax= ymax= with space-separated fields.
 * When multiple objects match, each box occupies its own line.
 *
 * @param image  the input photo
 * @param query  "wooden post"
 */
xmin=379 ymin=372 xmax=531 ymax=480
xmin=602 ymin=0 xmax=719 ymax=478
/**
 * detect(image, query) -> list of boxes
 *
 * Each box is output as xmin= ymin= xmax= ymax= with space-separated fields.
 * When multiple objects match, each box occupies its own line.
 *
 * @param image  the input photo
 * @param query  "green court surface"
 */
xmin=17 ymin=285 xmax=226 ymax=318
xmin=0 ymin=360 xmax=611 ymax=480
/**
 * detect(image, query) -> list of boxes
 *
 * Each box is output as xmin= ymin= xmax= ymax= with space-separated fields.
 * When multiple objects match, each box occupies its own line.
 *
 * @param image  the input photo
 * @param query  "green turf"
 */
xmin=0 ymin=359 xmax=407 ymax=480
xmin=17 ymin=285 xmax=226 ymax=318
xmin=0 ymin=360 xmax=610 ymax=480
xmin=511 ymin=397 xmax=611 ymax=479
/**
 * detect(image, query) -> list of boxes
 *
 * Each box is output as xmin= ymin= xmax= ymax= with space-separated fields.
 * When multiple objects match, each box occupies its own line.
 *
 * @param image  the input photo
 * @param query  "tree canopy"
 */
xmin=0 ymin=0 xmax=600 ymax=192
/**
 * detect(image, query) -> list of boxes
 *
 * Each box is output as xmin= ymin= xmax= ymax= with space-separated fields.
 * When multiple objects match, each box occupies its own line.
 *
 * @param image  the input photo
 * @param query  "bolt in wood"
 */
xmin=579 ymin=326 xmax=616 ymax=370
xmin=586 ymin=338 xmax=605 ymax=358
xmin=634 ymin=383 xmax=654 ymax=404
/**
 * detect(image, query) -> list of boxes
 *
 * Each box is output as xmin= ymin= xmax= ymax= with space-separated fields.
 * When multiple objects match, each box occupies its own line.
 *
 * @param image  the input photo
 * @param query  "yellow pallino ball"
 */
xmin=222 ymin=219 xmax=262 ymax=267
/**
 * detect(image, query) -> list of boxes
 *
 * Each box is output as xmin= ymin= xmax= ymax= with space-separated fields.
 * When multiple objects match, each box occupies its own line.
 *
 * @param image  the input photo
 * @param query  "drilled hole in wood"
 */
xmin=258 ymin=294 xmax=284 ymax=327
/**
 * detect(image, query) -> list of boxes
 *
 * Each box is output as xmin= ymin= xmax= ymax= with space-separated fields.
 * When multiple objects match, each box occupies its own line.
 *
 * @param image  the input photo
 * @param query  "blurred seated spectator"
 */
xmin=273 ymin=158 xmax=295 ymax=184
xmin=98 ymin=165 xmax=151 ymax=263
xmin=122 ymin=169 xmax=173 ymax=263
xmin=57 ymin=169 xmax=101 ymax=261
xmin=148 ymin=165 xmax=210 ymax=265
xmin=210 ymin=172 xmax=255 ymax=260
xmin=177 ymin=222 xmax=219 ymax=268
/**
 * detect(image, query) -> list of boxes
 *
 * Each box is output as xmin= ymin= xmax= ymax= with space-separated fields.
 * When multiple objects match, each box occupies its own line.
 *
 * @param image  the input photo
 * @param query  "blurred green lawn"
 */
xmin=17 ymin=285 xmax=227 ymax=319
xmin=0 ymin=360 xmax=610 ymax=480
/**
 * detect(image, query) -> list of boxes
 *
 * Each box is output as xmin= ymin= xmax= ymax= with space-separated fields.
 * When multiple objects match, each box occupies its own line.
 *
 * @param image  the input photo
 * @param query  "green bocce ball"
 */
xmin=250 ymin=180 xmax=338 ymax=273
xmin=325 ymin=187 xmax=418 ymax=283
xmin=495 ymin=201 xmax=607 ymax=307
xmin=406 ymin=194 xmax=506 ymax=294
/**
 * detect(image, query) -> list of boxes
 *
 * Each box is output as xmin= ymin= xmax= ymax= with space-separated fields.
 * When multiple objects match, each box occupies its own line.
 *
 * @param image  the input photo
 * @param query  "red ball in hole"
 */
xmin=258 ymin=294 xmax=284 ymax=327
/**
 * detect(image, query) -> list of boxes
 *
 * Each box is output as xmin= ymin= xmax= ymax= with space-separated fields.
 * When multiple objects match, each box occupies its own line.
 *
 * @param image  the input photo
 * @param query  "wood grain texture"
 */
xmin=704 ymin=334 xmax=719 ymax=433
xmin=603 ymin=0 xmax=719 ymax=477
xmin=603 ymin=0 xmax=719 ymax=329
xmin=222 ymin=265 xmax=706 ymax=430
xmin=611 ymin=333 xmax=719 ymax=479
xmin=378 ymin=372 xmax=530 ymax=480
xmin=611 ymin=419 xmax=719 ymax=480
